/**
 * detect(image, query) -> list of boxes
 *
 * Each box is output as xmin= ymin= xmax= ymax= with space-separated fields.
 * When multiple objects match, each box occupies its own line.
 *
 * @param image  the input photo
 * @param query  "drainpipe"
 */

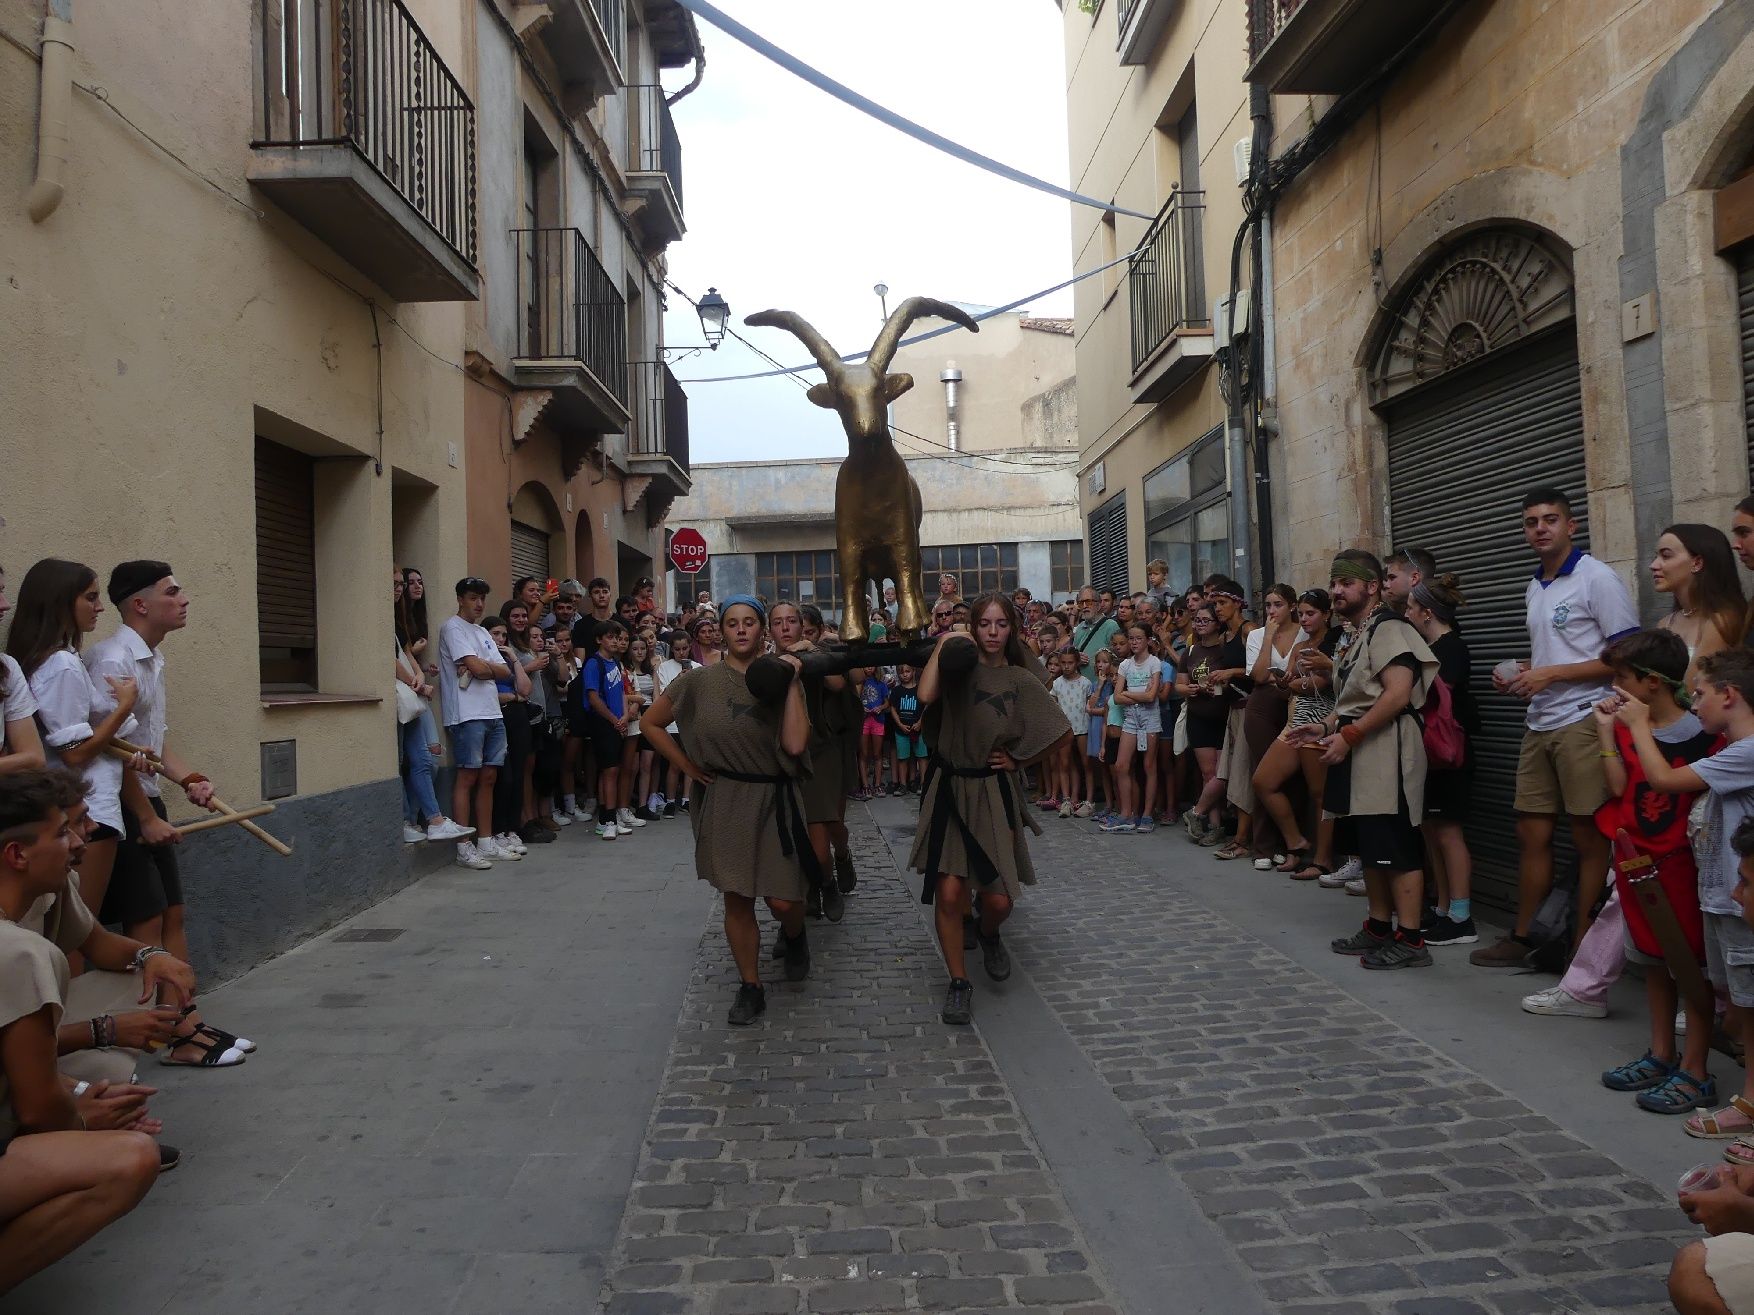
xmin=941 ymin=363 xmax=962 ymax=452
xmin=1247 ymin=80 xmax=1277 ymax=587
xmin=26 ymin=0 xmax=74 ymax=224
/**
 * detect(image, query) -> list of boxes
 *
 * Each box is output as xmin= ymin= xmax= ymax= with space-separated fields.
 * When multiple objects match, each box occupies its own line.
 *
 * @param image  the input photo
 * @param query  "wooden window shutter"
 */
xmin=255 ymin=437 xmax=318 ymax=687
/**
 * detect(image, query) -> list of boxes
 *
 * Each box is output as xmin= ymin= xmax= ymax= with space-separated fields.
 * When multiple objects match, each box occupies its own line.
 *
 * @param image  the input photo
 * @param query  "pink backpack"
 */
xmin=1422 ymin=674 xmax=1467 ymax=770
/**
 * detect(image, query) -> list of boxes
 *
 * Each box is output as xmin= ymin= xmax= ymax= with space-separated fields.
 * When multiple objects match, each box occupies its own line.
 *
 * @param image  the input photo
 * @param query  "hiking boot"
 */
xmin=727 ymin=983 xmax=767 ymax=1026
xmin=942 ymin=977 xmax=974 ymax=1026
xmin=835 ymin=849 xmax=858 ymax=893
xmin=1331 ymin=922 xmax=1389 ymax=956
xmin=782 ymin=928 xmax=811 ymax=983
xmin=1361 ymin=936 xmax=1433 ymax=971
xmin=1469 ymin=934 xmax=1531 ymax=968
xmin=821 ymin=879 xmax=846 ymax=923
xmin=1422 ymin=914 xmax=1478 ymax=947
xmin=979 ymin=928 xmax=1012 ymax=981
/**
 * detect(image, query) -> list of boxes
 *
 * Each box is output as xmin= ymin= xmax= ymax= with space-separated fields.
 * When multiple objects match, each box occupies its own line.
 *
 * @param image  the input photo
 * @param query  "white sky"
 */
xmin=661 ymin=0 xmax=1075 ymax=463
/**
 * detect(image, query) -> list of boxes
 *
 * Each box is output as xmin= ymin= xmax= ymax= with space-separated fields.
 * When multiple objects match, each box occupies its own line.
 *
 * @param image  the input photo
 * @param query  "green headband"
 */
xmin=1329 ymin=557 xmax=1379 ymax=584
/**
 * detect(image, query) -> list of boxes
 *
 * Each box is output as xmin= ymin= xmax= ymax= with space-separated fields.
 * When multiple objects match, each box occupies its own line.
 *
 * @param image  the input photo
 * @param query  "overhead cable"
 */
xmin=671 ymin=0 xmax=1152 ymax=221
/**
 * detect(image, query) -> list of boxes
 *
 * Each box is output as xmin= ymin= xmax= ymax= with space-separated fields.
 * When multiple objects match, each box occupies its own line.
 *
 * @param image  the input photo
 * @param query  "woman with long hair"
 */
xmin=1224 ymin=583 xmax=1299 ymax=865
xmin=1649 ymin=523 xmax=1745 ymax=678
xmin=1403 ymin=573 xmax=1480 ymax=945
xmin=910 ymin=594 xmax=1071 ymax=1025
xmin=625 ymin=635 xmax=661 ymax=821
xmin=0 ymin=566 xmax=46 ymax=776
xmin=654 ymin=627 xmax=698 ymax=815
xmin=393 ymin=567 xmax=469 ymax=844
xmin=768 ymin=603 xmax=848 ymax=924
xmin=640 ymin=597 xmax=813 ymax=1024
xmin=1252 ymin=590 xmax=1340 ymax=881
xmin=5 ymin=559 xmax=140 ymax=926
xmin=1177 ymin=604 xmax=1242 ymax=844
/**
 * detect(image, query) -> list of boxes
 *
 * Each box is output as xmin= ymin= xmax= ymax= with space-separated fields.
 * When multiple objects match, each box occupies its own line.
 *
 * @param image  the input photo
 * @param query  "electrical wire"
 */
xmin=672 ymin=0 xmax=1152 ymax=221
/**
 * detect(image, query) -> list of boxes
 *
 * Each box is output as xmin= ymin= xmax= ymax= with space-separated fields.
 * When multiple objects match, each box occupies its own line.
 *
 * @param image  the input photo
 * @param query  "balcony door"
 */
xmin=1176 ymin=106 xmax=1205 ymax=319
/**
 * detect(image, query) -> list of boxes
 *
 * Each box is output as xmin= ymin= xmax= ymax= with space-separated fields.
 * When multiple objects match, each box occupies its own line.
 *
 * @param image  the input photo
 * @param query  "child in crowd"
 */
xmin=582 ymin=619 xmax=630 ymax=841
xmin=1049 ymin=650 xmax=1092 ymax=818
xmin=888 ymin=665 xmax=927 ymax=794
xmin=1086 ymin=649 xmax=1118 ymax=822
xmin=857 ymin=665 xmax=890 ymax=799
xmin=1592 ymin=631 xmax=1718 ymax=1114
xmin=1105 ymin=624 xmax=1163 ymax=834
xmin=1617 ymin=648 xmax=1754 ymax=1148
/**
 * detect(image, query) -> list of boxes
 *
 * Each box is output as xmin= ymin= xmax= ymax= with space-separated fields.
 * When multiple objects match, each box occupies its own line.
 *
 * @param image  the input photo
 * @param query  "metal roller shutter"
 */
xmin=254 ymin=436 xmax=318 ymax=689
xmin=1385 ymin=330 xmax=1587 ymax=913
xmin=1739 ymin=247 xmax=1754 ymax=473
xmin=510 ymin=520 xmax=552 ymax=585
xmin=1088 ymin=493 xmax=1128 ymax=598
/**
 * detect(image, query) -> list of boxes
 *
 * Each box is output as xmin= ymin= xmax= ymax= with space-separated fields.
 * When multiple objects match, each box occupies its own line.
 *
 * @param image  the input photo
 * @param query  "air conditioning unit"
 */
xmin=1233 ymin=138 xmax=1253 ymax=187
xmin=1215 ymin=290 xmax=1252 ymax=344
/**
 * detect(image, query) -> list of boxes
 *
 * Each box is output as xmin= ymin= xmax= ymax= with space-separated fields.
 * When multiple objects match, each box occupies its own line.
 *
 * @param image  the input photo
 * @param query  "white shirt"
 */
xmin=1523 ymin=551 xmax=1640 ymax=733
xmin=437 ymin=615 xmax=504 ymax=727
xmin=30 ymin=649 xmax=135 ymax=831
xmin=1245 ymin=627 xmax=1293 ymax=675
xmin=655 ymin=657 xmax=692 ymax=734
xmin=1 ymin=656 xmax=37 ymax=732
xmin=85 ymin=626 xmax=167 ymax=798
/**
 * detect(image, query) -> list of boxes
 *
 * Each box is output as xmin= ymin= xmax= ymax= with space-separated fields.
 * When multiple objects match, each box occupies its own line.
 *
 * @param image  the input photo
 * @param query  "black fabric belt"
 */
xmin=711 ymin=769 xmax=825 ymax=890
xmin=917 ymin=754 xmax=1016 ymax=892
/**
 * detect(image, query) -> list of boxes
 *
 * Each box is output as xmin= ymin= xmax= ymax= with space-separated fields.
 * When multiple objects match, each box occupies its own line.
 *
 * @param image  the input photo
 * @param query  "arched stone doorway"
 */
xmin=574 ymin=508 xmax=596 ymax=583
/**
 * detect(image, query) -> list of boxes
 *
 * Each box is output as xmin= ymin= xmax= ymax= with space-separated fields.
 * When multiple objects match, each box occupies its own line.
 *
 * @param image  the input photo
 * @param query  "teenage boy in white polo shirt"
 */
xmin=1471 ymin=488 xmax=1640 ymax=968
xmin=438 ymin=578 xmax=512 ymax=870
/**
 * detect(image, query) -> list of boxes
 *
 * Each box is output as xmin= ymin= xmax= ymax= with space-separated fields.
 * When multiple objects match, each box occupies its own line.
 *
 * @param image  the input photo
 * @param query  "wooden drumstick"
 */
xmin=105 ymin=740 xmax=294 ymax=857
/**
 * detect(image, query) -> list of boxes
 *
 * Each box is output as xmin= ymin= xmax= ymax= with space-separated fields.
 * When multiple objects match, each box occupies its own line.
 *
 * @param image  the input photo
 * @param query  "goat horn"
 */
xmin=745 ymin=310 xmax=846 ymax=378
xmin=867 ymin=297 xmax=980 ymax=374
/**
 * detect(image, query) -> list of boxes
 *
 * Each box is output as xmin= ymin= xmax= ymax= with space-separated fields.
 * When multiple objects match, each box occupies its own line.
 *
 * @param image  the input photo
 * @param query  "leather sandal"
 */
xmin=159 ymin=1030 xmax=246 ymax=1068
xmin=1686 ymin=1094 xmax=1754 ymax=1139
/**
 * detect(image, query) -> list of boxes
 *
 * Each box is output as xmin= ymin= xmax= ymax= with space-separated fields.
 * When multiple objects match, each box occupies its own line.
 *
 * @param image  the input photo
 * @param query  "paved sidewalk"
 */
xmin=5 ymin=817 xmax=706 ymax=1315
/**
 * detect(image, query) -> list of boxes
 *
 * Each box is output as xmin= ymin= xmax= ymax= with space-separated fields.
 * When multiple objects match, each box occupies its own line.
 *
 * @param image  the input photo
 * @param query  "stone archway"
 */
xmin=574 ymin=508 xmax=596 ymax=582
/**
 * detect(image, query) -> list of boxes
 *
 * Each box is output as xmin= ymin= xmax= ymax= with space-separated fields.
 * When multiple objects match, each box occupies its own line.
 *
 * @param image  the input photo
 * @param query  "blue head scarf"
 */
xmin=719 ymin=593 xmax=766 ymax=622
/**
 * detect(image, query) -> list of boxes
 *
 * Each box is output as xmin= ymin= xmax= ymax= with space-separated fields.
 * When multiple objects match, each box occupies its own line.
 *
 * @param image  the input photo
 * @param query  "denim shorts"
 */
xmin=449 ymin=717 xmax=508 ymax=769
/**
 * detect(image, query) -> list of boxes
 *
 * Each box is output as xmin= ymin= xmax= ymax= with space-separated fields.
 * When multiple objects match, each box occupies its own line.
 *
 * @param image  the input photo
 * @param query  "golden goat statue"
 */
xmin=745 ymin=298 xmax=979 ymax=641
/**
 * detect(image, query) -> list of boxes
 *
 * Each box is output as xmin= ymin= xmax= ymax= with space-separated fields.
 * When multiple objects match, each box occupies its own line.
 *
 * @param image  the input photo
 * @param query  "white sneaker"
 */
xmin=402 ymin=824 xmax=426 ymax=844
xmin=455 ymin=841 xmax=492 ymax=870
xmin=1318 ymin=867 xmax=1351 ymax=889
xmin=1344 ymin=877 xmax=1367 ymax=896
xmin=596 ymin=821 xmax=617 ymax=841
xmin=426 ymin=818 xmax=474 ymax=842
xmin=1336 ymin=856 xmax=1364 ymax=883
xmin=481 ymin=837 xmax=522 ymax=862
xmin=498 ymin=832 xmax=528 ymax=855
xmin=617 ymin=807 xmax=643 ymax=831
xmin=552 ymin=810 xmax=572 ymax=827
xmin=1521 ymin=985 xmax=1607 ymax=1019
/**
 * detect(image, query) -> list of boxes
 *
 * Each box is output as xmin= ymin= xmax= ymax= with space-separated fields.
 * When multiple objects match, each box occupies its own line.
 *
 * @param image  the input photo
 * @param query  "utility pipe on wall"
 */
xmin=941 ymin=363 xmax=962 ymax=452
xmin=27 ymin=0 xmax=74 ymax=223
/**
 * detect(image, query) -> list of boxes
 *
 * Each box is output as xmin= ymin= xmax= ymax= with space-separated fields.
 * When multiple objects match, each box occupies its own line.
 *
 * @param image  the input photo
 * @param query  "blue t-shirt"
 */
xmin=581 ymin=654 xmax=625 ymax=720
xmin=861 ymin=675 xmax=889 ymax=716
xmin=890 ymin=687 xmax=923 ymax=729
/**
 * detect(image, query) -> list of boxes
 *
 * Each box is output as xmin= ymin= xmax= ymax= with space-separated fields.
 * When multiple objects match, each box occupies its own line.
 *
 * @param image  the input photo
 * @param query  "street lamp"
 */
xmin=874 ymin=281 xmax=889 ymax=321
xmin=663 ymin=286 xmax=731 ymax=361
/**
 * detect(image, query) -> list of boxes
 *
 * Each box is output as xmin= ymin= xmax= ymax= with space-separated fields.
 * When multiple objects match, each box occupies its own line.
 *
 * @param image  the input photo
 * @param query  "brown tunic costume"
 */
xmin=666 ymin=662 xmax=812 ymax=900
xmin=907 ymin=658 xmax=1072 ymax=904
xmin=798 ymin=674 xmax=859 ymax=824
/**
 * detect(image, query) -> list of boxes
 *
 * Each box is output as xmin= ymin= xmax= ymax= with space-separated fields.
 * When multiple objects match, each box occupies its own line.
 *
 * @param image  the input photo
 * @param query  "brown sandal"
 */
xmin=1687 ymin=1094 xmax=1754 ymax=1139
xmin=1214 ymin=842 xmax=1248 ymax=861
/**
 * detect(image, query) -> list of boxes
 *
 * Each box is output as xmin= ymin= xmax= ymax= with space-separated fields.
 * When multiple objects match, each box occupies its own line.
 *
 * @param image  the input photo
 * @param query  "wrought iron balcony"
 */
xmin=625 ymin=84 xmax=685 ymax=248
xmin=1246 ymin=0 xmax=1467 ymax=95
xmin=1115 ymin=0 xmax=1177 ymax=65
xmin=540 ymin=0 xmax=626 ymax=101
xmin=513 ymin=228 xmax=629 ymax=434
xmin=1128 ymin=189 xmax=1214 ymax=403
xmin=627 ymin=360 xmax=691 ymax=501
xmin=252 ymin=0 xmax=478 ymax=302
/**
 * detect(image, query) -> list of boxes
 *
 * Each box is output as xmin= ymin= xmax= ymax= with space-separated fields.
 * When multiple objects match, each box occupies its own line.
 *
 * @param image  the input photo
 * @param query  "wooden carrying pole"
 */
xmin=104 ymin=740 xmax=294 ymax=857
xmin=169 ymin=806 xmax=277 ymax=838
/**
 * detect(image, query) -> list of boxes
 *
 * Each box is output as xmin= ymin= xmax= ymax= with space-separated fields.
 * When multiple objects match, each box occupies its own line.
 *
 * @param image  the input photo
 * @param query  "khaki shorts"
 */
xmin=1706 ymin=1232 xmax=1754 ymax=1314
xmin=1514 ymin=717 xmax=1610 ymax=817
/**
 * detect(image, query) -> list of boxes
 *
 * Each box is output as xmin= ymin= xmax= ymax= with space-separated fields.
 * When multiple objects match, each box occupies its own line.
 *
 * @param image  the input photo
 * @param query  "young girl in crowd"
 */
xmin=1178 ymin=604 xmax=1233 ymax=845
xmin=6 ymin=559 xmax=140 ymax=930
xmin=857 ymin=664 xmax=891 ymax=799
xmin=652 ymin=629 xmax=696 ymax=816
xmin=1252 ymin=590 xmax=1340 ymax=880
xmin=1105 ymin=624 xmax=1162 ymax=835
xmin=1086 ymin=649 xmax=1118 ymax=821
xmin=1651 ymin=523 xmax=1746 ymax=683
xmin=0 ymin=566 xmax=47 ymax=777
xmin=1049 ymin=650 xmax=1091 ymax=817
xmin=639 ymin=597 xmax=814 ymax=1026
xmin=910 ymin=594 xmax=1072 ymax=1025
xmin=888 ymin=664 xmax=927 ymax=794
xmin=481 ymin=618 xmax=528 ymax=859
xmin=544 ymin=626 xmax=577 ymax=824
xmin=625 ymin=635 xmax=659 ymax=822
xmin=1404 ymin=574 xmax=1481 ymax=942
xmin=496 ymin=604 xmax=547 ymax=848
xmin=394 ymin=568 xmax=468 ymax=843
xmin=1224 ymin=583 xmax=1298 ymax=864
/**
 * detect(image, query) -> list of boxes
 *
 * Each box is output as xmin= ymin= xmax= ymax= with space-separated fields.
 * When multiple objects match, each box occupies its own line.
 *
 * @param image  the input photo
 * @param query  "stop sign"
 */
xmin=669 ymin=527 xmax=709 ymax=575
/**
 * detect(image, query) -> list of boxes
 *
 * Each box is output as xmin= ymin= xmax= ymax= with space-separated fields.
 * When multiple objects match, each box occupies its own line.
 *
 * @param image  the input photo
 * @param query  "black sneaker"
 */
xmin=835 ymin=850 xmax=858 ymax=894
xmin=634 ymin=805 xmax=658 ymax=822
xmin=782 ymin=927 xmax=811 ymax=982
xmin=663 ymin=801 xmax=678 ymax=818
xmin=519 ymin=823 xmax=556 ymax=844
xmin=1331 ymin=922 xmax=1389 ymax=956
xmin=821 ymin=879 xmax=845 ymax=923
xmin=727 ymin=983 xmax=767 ymax=1026
xmin=942 ymin=977 xmax=974 ymax=1026
xmin=889 ymin=782 xmax=903 ymax=798
xmin=1362 ymin=935 xmax=1434 ymax=970
xmin=979 ymin=928 xmax=1012 ymax=981
xmin=962 ymin=913 xmax=978 ymax=950
xmin=1422 ymin=914 xmax=1479 ymax=947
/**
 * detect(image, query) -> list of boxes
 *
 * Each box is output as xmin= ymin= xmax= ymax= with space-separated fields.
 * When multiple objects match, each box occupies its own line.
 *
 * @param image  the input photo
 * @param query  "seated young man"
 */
xmin=0 ymin=770 xmax=166 ymax=1292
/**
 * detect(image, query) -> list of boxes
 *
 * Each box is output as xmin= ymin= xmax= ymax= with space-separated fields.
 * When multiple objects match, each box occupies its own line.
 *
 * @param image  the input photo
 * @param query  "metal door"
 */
xmin=1739 ymin=246 xmax=1754 ymax=473
xmin=1385 ymin=331 xmax=1587 ymax=912
xmin=510 ymin=520 xmax=552 ymax=585
xmin=1087 ymin=493 xmax=1129 ymax=598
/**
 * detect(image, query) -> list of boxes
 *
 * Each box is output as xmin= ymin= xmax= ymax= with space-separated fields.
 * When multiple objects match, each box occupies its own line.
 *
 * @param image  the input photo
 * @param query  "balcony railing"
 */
xmin=1128 ymin=189 xmax=1208 ymax=374
xmin=1248 ymin=0 xmax=1308 ymax=65
xmin=630 ymin=85 xmax=683 ymax=211
xmin=258 ymin=0 xmax=476 ymax=267
xmin=629 ymin=361 xmax=690 ymax=474
xmin=515 ymin=227 xmax=627 ymax=407
xmin=1117 ymin=0 xmax=1143 ymax=34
